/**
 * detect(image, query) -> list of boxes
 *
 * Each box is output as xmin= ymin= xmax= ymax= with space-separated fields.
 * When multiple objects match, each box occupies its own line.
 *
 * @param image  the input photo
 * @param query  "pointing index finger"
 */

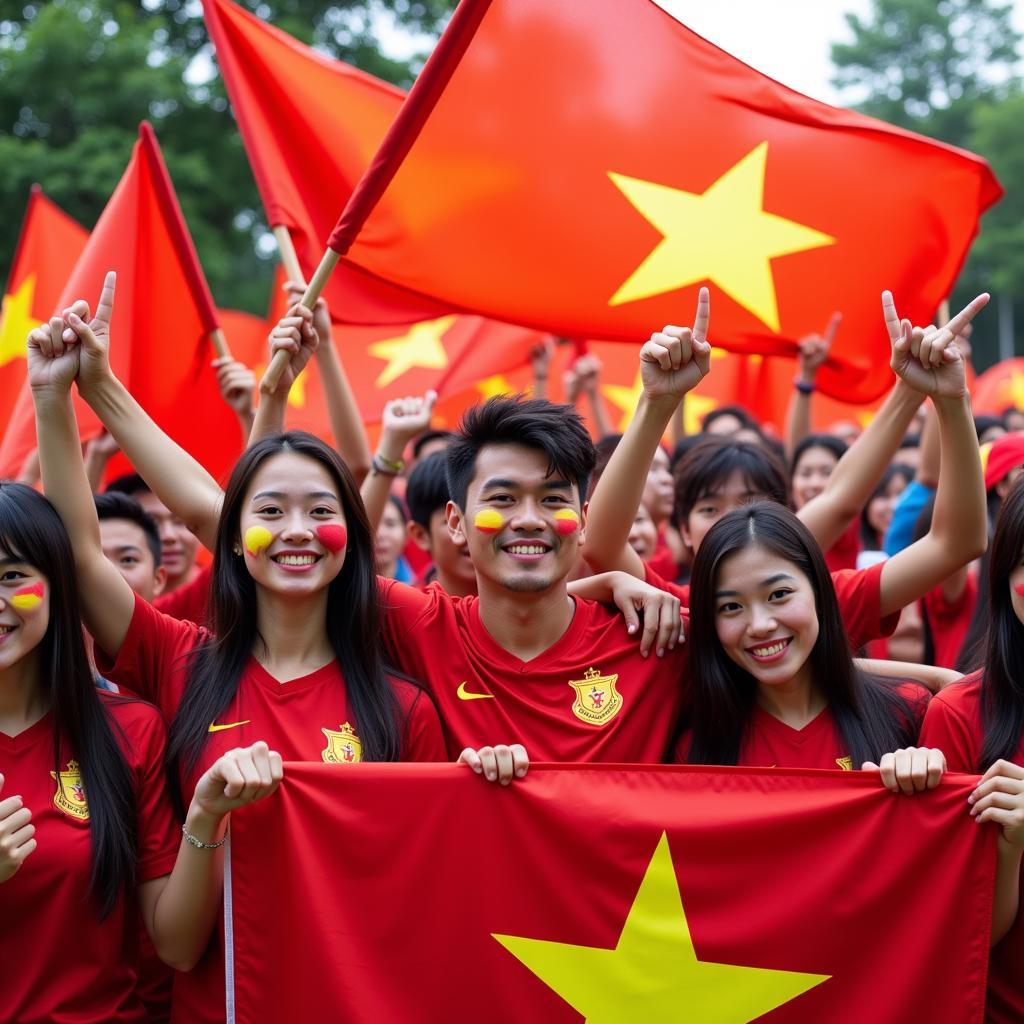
xmin=944 ymin=293 xmax=990 ymax=337
xmin=881 ymin=291 xmax=902 ymax=345
xmin=692 ymin=287 xmax=710 ymax=345
xmin=95 ymin=271 xmax=116 ymax=327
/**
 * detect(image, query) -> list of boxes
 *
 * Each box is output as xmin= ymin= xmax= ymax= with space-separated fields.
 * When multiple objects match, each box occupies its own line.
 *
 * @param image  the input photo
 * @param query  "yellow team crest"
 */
xmin=321 ymin=722 xmax=363 ymax=764
xmin=835 ymin=756 xmax=854 ymax=771
xmin=50 ymin=759 xmax=89 ymax=820
xmin=568 ymin=667 xmax=623 ymax=726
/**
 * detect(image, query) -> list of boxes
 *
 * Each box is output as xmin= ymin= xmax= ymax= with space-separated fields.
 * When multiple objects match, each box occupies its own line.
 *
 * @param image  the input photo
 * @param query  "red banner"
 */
xmin=227 ymin=764 xmax=994 ymax=1023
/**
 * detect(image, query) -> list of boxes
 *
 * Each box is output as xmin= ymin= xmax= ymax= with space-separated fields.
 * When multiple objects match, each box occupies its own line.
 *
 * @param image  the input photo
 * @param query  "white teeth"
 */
xmin=0 ymin=625 xmax=14 ymax=635
xmin=506 ymin=545 xmax=546 ymax=555
xmin=274 ymin=554 xmax=317 ymax=566
xmin=752 ymin=641 xmax=787 ymax=657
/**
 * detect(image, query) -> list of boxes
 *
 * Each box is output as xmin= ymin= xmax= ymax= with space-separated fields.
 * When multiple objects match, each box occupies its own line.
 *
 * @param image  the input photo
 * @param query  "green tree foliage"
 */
xmin=0 ymin=0 xmax=452 ymax=313
xmin=830 ymin=0 xmax=1022 ymax=366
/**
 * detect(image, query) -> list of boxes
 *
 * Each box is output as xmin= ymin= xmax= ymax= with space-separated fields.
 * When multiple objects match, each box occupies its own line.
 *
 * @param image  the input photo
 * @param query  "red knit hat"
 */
xmin=981 ymin=432 xmax=1024 ymax=492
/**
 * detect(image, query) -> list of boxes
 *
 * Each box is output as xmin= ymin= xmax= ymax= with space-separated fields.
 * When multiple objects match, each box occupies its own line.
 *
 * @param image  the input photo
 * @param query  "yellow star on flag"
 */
xmin=0 ymin=275 xmax=43 ymax=369
xmin=368 ymin=315 xmax=457 ymax=388
xmin=476 ymin=374 xmax=517 ymax=400
xmin=256 ymin=361 xmax=306 ymax=408
xmin=609 ymin=143 xmax=835 ymax=332
xmin=684 ymin=392 xmax=718 ymax=435
xmin=494 ymin=832 xmax=829 ymax=1023
xmin=602 ymin=370 xmax=646 ymax=431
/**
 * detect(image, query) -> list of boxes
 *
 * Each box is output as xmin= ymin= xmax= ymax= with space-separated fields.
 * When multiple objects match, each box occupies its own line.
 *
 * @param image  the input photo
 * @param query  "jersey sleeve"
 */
xmin=378 ymin=577 xmax=443 ymax=678
xmin=400 ymin=687 xmax=448 ymax=762
xmin=642 ymin=562 xmax=689 ymax=606
xmin=918 ymin=686 xmax=982 ymax=774
xmin=93 ymin=593 xmax=206 ymax=721
xmin=831 ymin=561 xmax=899 ymax=651
xmin=108 ymin=698 xmax=180 ymax=882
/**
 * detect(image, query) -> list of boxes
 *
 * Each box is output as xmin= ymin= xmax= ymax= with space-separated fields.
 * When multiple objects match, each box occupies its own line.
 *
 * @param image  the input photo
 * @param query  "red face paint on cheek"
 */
xmin=11 ymin=582 xmax=45 ymax=611
xmin=317 ymin=524 xmax=348 ymax=554
xmin=1013 ymin=584 xmax=1024 ymax=598
xmin=553 ymin=509 xmax=580 ymax=536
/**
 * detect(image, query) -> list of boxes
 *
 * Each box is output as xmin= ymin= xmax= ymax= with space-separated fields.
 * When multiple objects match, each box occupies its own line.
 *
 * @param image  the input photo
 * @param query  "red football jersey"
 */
xmin=824 ymin=517 xmax=861 ymax=573
xmin=154 ymin=563 xmax=212 ymax=626
xmin=644 ymin=558 xmax=898 ymax=652
xmin=95 ymin=596 xmax=447 ymax=1024
xmin=922 ymin=571 xmax=978 ymax=670
xmin=919 ymin=673 xmax=1022 ymax=1024
xmin=0 ymin=693 xmax=178 ymax=1023
xmin=380 ymin=580 xmax=688 ymax=762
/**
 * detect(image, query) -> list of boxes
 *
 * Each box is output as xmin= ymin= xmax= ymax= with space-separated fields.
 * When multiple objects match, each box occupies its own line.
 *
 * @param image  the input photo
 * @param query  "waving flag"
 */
xmin=325 ymin=0 xmax=1000 ymax=403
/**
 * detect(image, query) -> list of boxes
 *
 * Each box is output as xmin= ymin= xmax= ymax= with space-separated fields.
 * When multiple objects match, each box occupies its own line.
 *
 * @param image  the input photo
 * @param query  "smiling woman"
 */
xmin=677 ymin=501 xmax=943 ymax=792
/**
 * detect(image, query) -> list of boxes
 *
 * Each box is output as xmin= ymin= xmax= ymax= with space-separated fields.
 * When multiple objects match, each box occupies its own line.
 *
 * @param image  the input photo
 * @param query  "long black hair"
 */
xmin=166 ymin=433 xmax=404 ymax=799
xmin=860 ymin=463 xmax=914 ymax=550
xmin=978 ymin=477 xmax=1024 ymax=768
xmin=0 ymin=482 xmax=137 ymax=916
xmin=686 ymin=502 xmax=920 ymax=767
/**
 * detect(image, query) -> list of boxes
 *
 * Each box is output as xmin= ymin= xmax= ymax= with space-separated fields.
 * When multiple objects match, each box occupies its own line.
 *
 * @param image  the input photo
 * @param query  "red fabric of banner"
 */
xmin=228 ymin=763 xmax=994 ymax=1023
xmin=330 ymin=0 xmax=1000 ymax=403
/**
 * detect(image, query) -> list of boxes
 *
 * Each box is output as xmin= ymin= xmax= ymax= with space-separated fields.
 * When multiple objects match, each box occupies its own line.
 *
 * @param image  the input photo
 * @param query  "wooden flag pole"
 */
xmin=260 ymin=247 xmax=341 ymax=394
xmin=209 ymin=327 xmax=231 ymax=360
xmin=272 ymin=225 xmax=306 ymax=288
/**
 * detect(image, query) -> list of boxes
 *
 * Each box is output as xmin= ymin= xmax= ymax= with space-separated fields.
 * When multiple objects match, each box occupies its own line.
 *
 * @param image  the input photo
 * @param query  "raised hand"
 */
xmin=62 ymin=271 xmax=117 ymax=393
xmin=0 ymin=775 xmax=36 ymax=883
xmin=27 ymin=315 xmax=81 ymax=394
xmin=212 ymin=357 xmax=256 ymax=418
xmin=380 ymin=391 xmax=438 ymax=447
xmin=883 ymin=291 xmax=989 ymax=401
xmin=639 ymin=287 xmax=711 ymax=402
xmin=284 ymin=280 xmax=331 ymax=344
xmin=797 ymin=311 xmax=840 ymax=383
xmin=260 ymin=303 xmax=318 ymax=395
xmin=190 ymin=741 xmax=284 ymax=819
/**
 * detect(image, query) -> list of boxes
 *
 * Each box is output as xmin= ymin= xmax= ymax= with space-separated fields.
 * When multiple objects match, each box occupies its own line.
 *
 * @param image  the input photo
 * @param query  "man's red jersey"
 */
xmin=380 ymin=580 xmax=688 ymax=762
xmin=919 ymin=673 xmax=1023 ymax=1024
xmin=0 ymin=693 xmax=178 ymax=1023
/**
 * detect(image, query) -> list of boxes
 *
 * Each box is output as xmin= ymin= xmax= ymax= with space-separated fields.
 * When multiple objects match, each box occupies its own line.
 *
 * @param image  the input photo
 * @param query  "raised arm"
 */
xmin=784 ymin=312 xmax=840 ymax=459
xmin=249 ymin=301 xmax=318 ymax=446
xmin=211 ymin=356 xmax=257 ymax=444
xmin=360 ymin=391 xmax=437 ymax=533
xmin=876 ymin=292 xmax=990 ymax=617
xmin=284 ymin=282 xmax=371 ymax=483
xmin=29 ymin=273 xmax=135 ymax=657
xmin=584 ymin=288 xmax=711 ymax=578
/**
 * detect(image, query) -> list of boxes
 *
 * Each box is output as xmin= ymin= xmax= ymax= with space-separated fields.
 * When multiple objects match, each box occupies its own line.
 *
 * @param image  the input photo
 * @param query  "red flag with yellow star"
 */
xmin=0 ymin=124 xmax=245 ymax=481
xmin=0 ymin=187 xmax=88 ymax=443
xmin=227 ymin=763 xmax=993 ymax=1021
xmin=326 ymin=0 xmax=1000 ymax=403
xmin=202 ymin=0 xmax=451 ymax=325
xmin=971 ymin=357 xmax=1024 ymax=416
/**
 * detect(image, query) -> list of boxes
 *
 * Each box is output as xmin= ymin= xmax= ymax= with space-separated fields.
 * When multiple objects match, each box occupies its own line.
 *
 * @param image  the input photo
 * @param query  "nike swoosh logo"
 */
xmin=456 ymin=682 xmax=494 ymax=701
xmin=208 ymin=720 xmax=252 ymax=733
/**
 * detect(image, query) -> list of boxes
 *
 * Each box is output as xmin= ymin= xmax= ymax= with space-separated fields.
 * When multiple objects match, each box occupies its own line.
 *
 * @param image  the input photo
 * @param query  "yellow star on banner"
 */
xmin=0 ymin=275 xmax=43 ymax=369
xmin=476 ymin=374 xmax=517 ymax=400
xmin=494 ymin=832 xmax=829 ymax=1023
xmin=256 ymin=362 xmax=306 ymax=408
xmin=609 ymin=143 xmax=835 ymax=332
xmin=602 ymin=371 xmax=645 ymax=431
xmin=684 ymin=392 xmax=718 ymax=435
xmin=369 ymin=315 xmax=457 ymax=389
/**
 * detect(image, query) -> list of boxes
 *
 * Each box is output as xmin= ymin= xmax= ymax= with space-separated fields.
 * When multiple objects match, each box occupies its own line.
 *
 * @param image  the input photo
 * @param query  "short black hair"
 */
xmin=674 ymin=435 xmax=788 ymax=523
xmin=104 ymin=472 xmax=149 ymax=497
xmin=406 ymin=452 xmax=451 ymax=528
xmin=412 ymin=429 xmax=455 ymax=461
xmin=898 ymin=433 xmax=920 ymax=450
xmin=447 ymin=396 xmax=596 ymax=509
xmin=701 ymin=404 xmax=758 ymax=433
xmin=790 ymin=433 xmax=848 ymax=479
xmin=94 ymin=491 xmax=162 ymax=568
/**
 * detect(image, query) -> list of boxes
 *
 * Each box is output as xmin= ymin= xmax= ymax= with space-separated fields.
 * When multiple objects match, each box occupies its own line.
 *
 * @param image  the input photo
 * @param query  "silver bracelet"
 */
xmin=182 ymin=822 xmax=228 ymax=850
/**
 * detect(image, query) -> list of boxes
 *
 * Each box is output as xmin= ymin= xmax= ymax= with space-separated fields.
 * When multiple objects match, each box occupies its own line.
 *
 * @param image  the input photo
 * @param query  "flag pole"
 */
xmin=209 ymin=327 xmax=231 ymax=359
xmin=272 ymin=225 xmax=306 ymax=287
xmin=260 ymin=249 xmax=340 ymax=394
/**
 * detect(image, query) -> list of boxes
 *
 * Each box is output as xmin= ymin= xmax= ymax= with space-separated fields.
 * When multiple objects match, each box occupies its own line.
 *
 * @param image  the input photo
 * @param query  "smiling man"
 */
xmin=377 ymin=397 xmax=689 ymax=766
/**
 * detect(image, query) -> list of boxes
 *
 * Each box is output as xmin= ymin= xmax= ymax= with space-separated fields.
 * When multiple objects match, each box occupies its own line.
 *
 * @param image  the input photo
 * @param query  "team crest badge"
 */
xmin=321 ymin=722 xmax=363 ymax=764
xmin=835 ymin=756 xmax=854 ymax=771
xmin=568 ymin=667 xmax=623 ymax=726
xmin=50 ymin=759 xmax=89 ymax=820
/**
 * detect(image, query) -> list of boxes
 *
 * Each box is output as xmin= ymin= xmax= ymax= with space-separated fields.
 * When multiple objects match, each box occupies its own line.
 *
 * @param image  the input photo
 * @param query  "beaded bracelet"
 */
xmin=182 ymin=822 xmax=229 ymax=850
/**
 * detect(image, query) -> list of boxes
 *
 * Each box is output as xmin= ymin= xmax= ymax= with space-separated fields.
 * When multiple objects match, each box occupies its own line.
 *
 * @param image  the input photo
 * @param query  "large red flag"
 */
xmin=971 ymin=357 xmax=1024 ymax=416
xmin=202 ymin=0 xmax=450 ymax=325
xmin=325 ymin=0 xmax=1001 ymax=403
xmin=0 ymin=188 xmax=88 ymax=444
xmin=0 ymin=124 xmax=244 ymax=482
xmin=228 ymin=764 xmax=994 ymax=1022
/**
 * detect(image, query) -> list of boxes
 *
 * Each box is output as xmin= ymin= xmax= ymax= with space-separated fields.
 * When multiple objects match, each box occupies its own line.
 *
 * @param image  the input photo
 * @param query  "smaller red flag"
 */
xmin=0 ymin=188 xmax=88 ymax=439
xmin=971 ymin=357 xmax=1024 ymax=416
xmin=0 ymin=124 xmax=242 ymax=482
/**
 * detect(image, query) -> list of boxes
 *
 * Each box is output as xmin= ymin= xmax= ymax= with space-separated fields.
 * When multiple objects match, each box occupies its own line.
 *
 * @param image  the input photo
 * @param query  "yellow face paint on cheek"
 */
xmin=473 ymin=509 xmax=505 ymax=535
xmin=243 ymin=526 xmax=274 ymax=557
xmin=554 ymin=509 xmax=580 ymax=536
xmin=10 ymin=582 xmax=44 ymax=611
